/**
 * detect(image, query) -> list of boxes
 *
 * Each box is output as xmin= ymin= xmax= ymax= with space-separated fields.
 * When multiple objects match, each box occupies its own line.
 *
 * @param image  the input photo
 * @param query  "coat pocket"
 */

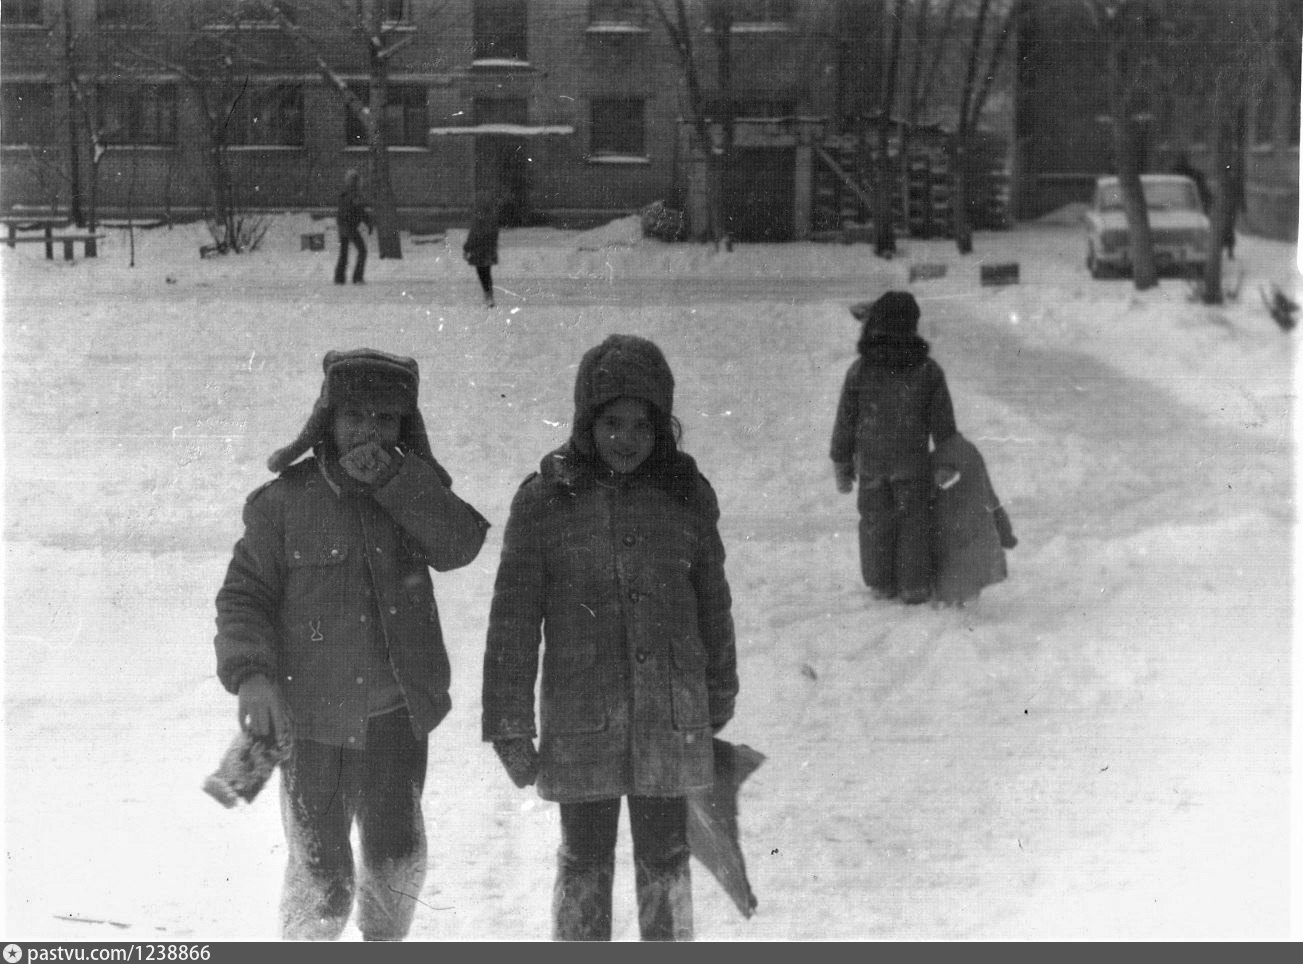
xmin=540 ymin=649 xmax=608 ymax=735
xmin=668 ymin=635 xmax=711 ymax=730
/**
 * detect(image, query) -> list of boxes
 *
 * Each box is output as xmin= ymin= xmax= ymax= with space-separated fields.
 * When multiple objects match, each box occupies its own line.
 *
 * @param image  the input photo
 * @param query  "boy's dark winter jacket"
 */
xmin=215 ymin=453 xmax=487 ymax=747
xmin=829 ymin=331 xmax=957 ymax=483
xmin=482 ymin=445 xmax=738 ymax=803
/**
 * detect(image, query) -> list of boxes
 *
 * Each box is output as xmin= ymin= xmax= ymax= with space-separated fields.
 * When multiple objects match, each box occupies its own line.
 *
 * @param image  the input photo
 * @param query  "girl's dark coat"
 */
xmin=482 ymin=448 xmax=738 ymax=803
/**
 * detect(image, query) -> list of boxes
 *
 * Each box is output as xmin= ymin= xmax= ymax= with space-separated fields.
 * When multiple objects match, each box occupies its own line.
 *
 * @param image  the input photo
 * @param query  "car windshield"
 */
xmin=1097 ymin=180 xmax=1200 ymax=212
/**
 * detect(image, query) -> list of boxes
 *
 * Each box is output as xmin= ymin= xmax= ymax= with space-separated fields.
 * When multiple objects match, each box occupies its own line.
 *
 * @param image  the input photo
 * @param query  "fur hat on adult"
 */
xmin=569 ymin=334 xmax=675 ymax=455
xmin=266 ymin=347 xmax=448 ymax=484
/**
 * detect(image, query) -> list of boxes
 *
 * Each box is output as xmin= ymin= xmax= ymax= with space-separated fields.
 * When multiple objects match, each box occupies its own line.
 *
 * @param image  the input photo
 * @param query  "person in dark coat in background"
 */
xmin=335 ymin=169 xmax=373 ymax=285
xmin=213 ymin=348 xmax=490 ymax=940
xmin=482 ymin=334 xmax=739 ymax=941
xmin=929 ymin=432 xmax=1017 ymax=607
xmin=463 ymin=196 xmax=501 ymax=307
xmin=830 ymin=291 xmax=958 ymax=604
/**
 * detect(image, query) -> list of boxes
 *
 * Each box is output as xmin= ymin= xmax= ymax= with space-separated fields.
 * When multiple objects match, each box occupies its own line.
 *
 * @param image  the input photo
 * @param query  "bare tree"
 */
xmin=873 ymin=0 xmax=908 ymax=257
xmin=643 ymin=0 xmax=729 ymax=247
xmin=949 ymin=0 xmax=1017 ymax=254
xmin=270 ymin=0 xmax=433 ymax=260
xmin=1180 ymin=0 xmax=1285 ymax=304
xmin=1069 ymin=0 xmax=1176 ymax=290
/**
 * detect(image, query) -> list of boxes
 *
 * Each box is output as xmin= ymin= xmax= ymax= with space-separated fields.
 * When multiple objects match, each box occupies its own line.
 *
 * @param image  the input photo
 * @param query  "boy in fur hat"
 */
xmin=482 ymin=334 xmax=739 ymax=941
xmin=213 ymin=348 xmax=489 ymax=941
xmin=830 ymin=291 xmax=958 ymax=604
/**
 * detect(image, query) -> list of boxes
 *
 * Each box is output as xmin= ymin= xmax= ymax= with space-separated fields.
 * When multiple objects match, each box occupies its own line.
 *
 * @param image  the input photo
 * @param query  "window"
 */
xmin=590 ymin=98 xmax=645 ymax=156
xmin=227 ymin=85 xmax=303 ymax=146
xmin=382 ymin=0 xmax=410 ymax=22
xmin=588 ymin=0 xmax=644 ymax=25
xmin=730 ymin=0 xmax=793 ymax=24
xmin=1 ymin=83 xmax=55 ymax=145
xmin=473 ymin=98 xmax=528 ymax=126
xmin=473 ymin=0 xmax=527 ymax=61
xmin=199 ymin=1 xmax=298 ymax=26
xmin=97 ymin=0 xmax=153 ymax=25
xmin=346 ymin=84 xmax=428 ymax=147
xmin=1 ymin=1 xmax=43 ymax=26
xmin=98 ymin=84 xmax=178 ymax=145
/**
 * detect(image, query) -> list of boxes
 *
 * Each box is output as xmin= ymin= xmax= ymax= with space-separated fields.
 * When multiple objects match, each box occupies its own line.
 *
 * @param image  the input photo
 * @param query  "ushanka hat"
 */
xmin=570 ymin=334 xmax=675 ymax=452
xmin=850 ymin=290 xmax=921 ymax=335
xmin=266 ymin=347 xmax=444 ymax=480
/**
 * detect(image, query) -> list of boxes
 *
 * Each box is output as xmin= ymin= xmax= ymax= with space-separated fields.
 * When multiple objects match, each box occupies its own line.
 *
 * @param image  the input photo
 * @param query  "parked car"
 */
xmin=1084 ymin=174 xmax=1211 ymax=279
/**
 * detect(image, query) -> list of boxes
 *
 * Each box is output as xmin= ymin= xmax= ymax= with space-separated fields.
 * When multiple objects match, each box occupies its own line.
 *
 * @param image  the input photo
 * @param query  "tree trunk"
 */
xmin=875 ymin=0 xmax=907 ymax=257
xmin=62 ymin=0 xmax=84 ymax=227
xmin=951 ymin=132 xmax=972 ymax=253
xmin=366 ymin=50 xmax=403 ymax=259
xmin=1111 ymin=113 xmax=1157 ymax=289
xmin=1201 ymin=101 xmax=1240 ymax=305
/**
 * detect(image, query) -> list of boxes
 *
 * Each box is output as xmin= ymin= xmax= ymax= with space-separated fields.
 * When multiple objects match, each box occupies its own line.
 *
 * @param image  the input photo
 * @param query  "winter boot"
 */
xmin=552 ymin=852 xmax=615 ymax=941
xmin=634 ymin=848 xmax=694 ymax=941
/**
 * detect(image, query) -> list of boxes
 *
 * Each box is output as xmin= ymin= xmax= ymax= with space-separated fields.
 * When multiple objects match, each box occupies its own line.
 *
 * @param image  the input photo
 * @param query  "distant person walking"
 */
xmin=463 ymin=197 xmax=501 ymax=307
xmin=335 ymin=169 xmax=373 ymax=285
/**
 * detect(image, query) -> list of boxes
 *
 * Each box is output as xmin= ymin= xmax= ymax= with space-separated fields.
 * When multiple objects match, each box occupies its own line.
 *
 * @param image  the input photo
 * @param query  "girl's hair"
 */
xmin=573 ymin=397 xmax=694 ymax=496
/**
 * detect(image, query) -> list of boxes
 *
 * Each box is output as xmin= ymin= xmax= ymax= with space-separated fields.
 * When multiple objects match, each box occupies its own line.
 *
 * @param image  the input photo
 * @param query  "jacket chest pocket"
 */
xmin=283 ymin=539 xmax=354 ymax=615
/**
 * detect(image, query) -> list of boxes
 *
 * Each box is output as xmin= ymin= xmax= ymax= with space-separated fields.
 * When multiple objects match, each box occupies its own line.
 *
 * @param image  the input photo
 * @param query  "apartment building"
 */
xmin=2 ymin=0 xmax=887 ymax=239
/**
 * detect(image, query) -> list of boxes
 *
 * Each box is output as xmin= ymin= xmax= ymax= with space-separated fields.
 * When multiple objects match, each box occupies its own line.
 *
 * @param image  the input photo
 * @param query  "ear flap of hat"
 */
xmin=401 ymin=408 xmax=452 ymax=487
xmin=267 ymin=393 xmax=331 ymax=474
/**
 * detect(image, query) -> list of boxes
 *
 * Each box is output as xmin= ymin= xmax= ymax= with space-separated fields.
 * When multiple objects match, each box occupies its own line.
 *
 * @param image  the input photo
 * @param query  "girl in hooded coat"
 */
xmin=482 ymin=334 xmax=739 ymax=941
xmin=830 ymin=291 xmax=958 ymax=603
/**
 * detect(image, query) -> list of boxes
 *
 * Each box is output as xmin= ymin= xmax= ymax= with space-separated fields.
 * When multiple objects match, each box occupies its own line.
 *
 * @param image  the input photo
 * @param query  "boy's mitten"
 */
xmin=993 ymin=505 xmax=1018 ymax=549
xmin=203 ymin=729 xmax=291 ymax=808
xmin=494 ymin=737 xmax=539 ymax=788
xmin=834 ymin=461 xmax=855 ymax=494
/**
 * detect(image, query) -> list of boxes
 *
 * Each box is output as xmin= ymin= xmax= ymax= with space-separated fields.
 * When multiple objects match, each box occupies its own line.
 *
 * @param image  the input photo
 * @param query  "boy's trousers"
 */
xmin=857 ymin=477 xmax=933 ymax=598
xmin=278 ymin=707 xmax=428 ymax=941
xmin=554 ymin=795 xmax=693 ymax=941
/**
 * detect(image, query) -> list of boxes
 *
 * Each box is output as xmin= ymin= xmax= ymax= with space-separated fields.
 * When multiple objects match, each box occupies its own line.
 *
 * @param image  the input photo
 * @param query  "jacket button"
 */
xmin=623 ymin=533 xmax=636 ymax=546
xmin=292 ymin=551 xmax=302 ymax=560
xmin=330 ymin=548 xmax=339 ymax=557
xmin=356 ymin=676 xmax=364 ymax=685
xmin=388 ymin=606 xmax=398 ymax=615
xmin=629 ymin=591 xmax=640 ymax=602
xmin=359 ymin=614 xmax=368 ymax=623
xmin=635 ymin=649 xmax=648 ymax=663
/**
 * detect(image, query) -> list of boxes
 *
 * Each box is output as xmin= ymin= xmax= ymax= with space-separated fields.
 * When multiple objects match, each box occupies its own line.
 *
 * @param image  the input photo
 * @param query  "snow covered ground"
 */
xmin=2 ymin=210 xmax=1298 ymax=941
